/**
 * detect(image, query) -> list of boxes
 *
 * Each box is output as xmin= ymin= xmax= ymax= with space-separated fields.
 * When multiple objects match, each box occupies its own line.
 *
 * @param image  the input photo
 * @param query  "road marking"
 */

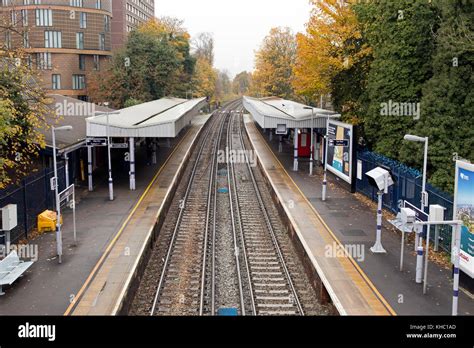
xmin=252 ymin=122 xmax=396 ymax=316
xmin=64 ymin=129 xmax=191 ymax=316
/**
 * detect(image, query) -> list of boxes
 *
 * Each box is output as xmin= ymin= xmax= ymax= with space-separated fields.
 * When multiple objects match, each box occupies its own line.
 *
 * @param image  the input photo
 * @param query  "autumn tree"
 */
xmin=193 ymin=57 xmax=218 ymax=100
xmin=293 ymin=0 xmax=370 ymax=119
xmin=0 ymin=14 xmax=52 ymax=188
xmin=252 ymin=27 xmax=297 ymax=99
xmin=232 ymin=71 xmax=252 ymax=96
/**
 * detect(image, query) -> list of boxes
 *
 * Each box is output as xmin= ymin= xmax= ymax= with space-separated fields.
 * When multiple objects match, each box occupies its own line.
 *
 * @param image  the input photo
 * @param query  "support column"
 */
xmin=279 ymin=136 xmax=283 ymax=153
xmin=269 ymin=129 xmax=273 ymax=142
xmin=152 ymin=139 xmax=157 ymax=165
xmin=64 ymin=154 xmax=70 ymax=188
xmin=293 ymin=128 xmax=299 ymax=172
xmin=87 ymin=146 xmax=93 ymax=191
xmin=64 ymin=154 xmax=70 ymax=202
xmin=130 ymin=137 xmax=136 ymax=191
xmin=167 ymin=138 xmax=171 ymax=148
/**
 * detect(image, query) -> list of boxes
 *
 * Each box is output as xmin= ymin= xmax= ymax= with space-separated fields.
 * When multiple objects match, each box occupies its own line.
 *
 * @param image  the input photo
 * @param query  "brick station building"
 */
xmin=0 ymin=0 xmax=154 ymax=100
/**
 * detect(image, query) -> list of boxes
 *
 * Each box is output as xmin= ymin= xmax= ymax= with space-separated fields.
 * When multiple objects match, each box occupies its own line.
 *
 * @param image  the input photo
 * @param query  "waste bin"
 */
xmin=38 ymin=210 xmax=62 ymax=233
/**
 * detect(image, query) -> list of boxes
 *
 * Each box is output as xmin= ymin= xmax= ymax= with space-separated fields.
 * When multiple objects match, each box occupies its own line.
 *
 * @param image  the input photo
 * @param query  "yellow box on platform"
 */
xmin=38 ymin=210 xmax=62 ymax=233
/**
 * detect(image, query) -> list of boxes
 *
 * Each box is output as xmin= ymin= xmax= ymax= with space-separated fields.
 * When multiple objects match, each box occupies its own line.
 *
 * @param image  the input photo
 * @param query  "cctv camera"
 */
xmin=365 ymin=167 xmax=394 ymax=193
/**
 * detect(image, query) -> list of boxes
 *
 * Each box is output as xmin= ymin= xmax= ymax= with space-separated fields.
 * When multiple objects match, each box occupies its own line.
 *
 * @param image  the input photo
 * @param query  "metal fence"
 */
xmin=356 ymin=151 xmax=454 ymax=253
xmin=0 ymin=163 xmax=66 ymax=244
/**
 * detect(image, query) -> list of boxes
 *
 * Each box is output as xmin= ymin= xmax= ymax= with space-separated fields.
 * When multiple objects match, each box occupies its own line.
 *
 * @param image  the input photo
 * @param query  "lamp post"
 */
xmin=96 ymin=104 xmax=119 ymax=201
xmin=303 ymin=106 xmax=315 ymax=176
xmin=52 ymin=125 xmax=73 ymax=264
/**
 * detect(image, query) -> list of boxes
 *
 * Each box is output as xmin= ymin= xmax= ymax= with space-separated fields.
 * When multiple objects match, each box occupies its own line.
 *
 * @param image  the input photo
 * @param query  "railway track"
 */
xmin=130 ymin=100 xmax=326 ymax=316
xmin=227 ymin=108 xmax=304 ymax=315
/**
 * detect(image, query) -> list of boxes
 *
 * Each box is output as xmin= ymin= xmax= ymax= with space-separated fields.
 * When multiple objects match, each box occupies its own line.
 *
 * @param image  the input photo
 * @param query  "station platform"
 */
xmin=68 ymin=114 xmax=211 ymax=315
xmin=0 ymin=114 xmax=210 ymax=316
xmin=245 ymin=115 xmax=474 ymax=316
xmin=243 ymin=115 xmax=394 ymax=315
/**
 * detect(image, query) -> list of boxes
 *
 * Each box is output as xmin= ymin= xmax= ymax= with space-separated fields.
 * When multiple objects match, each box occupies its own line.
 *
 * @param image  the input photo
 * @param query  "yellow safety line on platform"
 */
xmin=253 ymin=122 xmax=397 ymax=316
xmin=64 ymin=130 xmax=191 ymax=316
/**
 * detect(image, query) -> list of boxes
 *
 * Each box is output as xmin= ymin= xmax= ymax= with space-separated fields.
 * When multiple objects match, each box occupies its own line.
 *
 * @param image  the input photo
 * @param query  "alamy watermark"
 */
xmin=380 ymin=100 xmax=421 ymax=120
xmin=325 ymin=242 xmax=365 ymax=263
xmin=55 ymin=100 xmax=96 ymax=117
xmin=217 ymin=147 xmax=257 ymax=167
xmin=1 ymin=243 xmax=39 ymax=262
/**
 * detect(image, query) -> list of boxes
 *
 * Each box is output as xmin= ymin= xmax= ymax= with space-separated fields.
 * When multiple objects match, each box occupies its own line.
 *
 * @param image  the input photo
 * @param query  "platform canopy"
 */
xmin=243 ymin=96 xmax=339 ymax=130
xmin=87 ymin=97 xmax=207 ymax=139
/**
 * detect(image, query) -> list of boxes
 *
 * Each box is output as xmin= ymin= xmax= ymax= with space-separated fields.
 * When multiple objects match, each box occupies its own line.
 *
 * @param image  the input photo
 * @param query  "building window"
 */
xmin=93 ymin=54 xmax=100 ymax=71
xmin=23 ymin=32 xmax=29 ymax=47
xmin=95 ymin=0 xmax=101 ymax=10
xmin=70 ymin=0 xmax=83 ymax=7
xmin=76 ymin=32 xmax=84 ymax=49
xmin=36 ymin=52 xmax=52 ymax=70
xmin=21 ymin=9 xmax=28 ymax=26
xmin=79 ymin=12 xmax=86 ymax=29
xmin=52 ymin=74 xmax=61 ymax=90
xmin=72 ymin=74 xmax=86 ymax=90
xmin=10 ymin=10 xmax=17 ymax=25
xmin=35 ymin=9 xmax=52 ymax=27
xmin=79 ymin=54 xmax=86 ymax=70
xmin=104 ymin=15 xmax=110 ymax=32
xmin=4 ymin=30 xmax=11 ymax=49
xmin=99 ymin=33 xmax=105 ymax=50
xmin=44 ymin=31 xmax=61 ymax=48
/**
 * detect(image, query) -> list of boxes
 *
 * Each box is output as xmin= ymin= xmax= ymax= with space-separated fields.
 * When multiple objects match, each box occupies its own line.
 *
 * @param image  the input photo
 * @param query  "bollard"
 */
xmin=416 ymin=246 xmax=424 ymax=284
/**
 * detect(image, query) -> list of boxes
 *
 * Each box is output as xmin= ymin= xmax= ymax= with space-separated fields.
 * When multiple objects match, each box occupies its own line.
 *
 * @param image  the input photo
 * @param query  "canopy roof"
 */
xmin=87 ymin=97 xmax=207 ymax=138
xmin=243 ymin=96 xmax=339 ymax=130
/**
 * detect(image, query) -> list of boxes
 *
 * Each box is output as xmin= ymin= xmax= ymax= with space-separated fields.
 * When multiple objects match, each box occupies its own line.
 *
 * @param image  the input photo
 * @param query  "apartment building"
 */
xmin=111 ymin=0 xmax=154 ymax=50
xmin=0 ymin=0 xmax=113 ymax=99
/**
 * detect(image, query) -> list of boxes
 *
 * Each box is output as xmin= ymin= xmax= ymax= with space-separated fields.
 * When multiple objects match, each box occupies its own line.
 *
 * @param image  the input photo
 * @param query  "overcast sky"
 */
xmin=154 ymin=0 xmax=311 ymax=78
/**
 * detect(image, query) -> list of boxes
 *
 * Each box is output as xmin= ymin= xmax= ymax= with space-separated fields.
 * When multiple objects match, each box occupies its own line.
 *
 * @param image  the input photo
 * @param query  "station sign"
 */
xmin=86 ymin=138 xmax=107 ymax=147
xmin=329 ymin=139 xmax=349 ymax=147
xmin=59 ymin=185 xmax=75 ymax=203
xmin=276 ymin=124 xmax=288 ymax=135
xmin=111 ymin=143 xmax=129 ymax=149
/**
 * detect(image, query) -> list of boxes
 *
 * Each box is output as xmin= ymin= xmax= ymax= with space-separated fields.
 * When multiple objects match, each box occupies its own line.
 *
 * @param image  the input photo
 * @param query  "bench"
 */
xmin=0 ymin=251 xmax=34 ymax=296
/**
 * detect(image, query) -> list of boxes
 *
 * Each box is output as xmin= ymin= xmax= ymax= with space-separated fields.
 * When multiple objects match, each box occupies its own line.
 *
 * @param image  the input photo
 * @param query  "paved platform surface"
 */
xmin=248 ymin=116 xmax=474 ymax=316
xmin=244 ymin=116 xmax=393 ymax=316
xmin=0 ymin=115 xmax=209 ymax=316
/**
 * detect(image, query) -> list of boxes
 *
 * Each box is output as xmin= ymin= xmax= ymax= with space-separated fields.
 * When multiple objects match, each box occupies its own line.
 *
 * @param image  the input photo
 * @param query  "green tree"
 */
xmin=354 ymin=0 xmax=438 ymax=159
xmin=88 ymin=18 xmax=195 ymax=108
xmin=400 ymin=0 xmax=474 ymax=192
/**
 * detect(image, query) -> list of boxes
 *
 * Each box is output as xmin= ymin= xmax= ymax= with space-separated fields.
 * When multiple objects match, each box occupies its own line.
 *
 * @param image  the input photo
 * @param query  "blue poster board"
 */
xmin=454 ymin=161 xmax=474 ymax=278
